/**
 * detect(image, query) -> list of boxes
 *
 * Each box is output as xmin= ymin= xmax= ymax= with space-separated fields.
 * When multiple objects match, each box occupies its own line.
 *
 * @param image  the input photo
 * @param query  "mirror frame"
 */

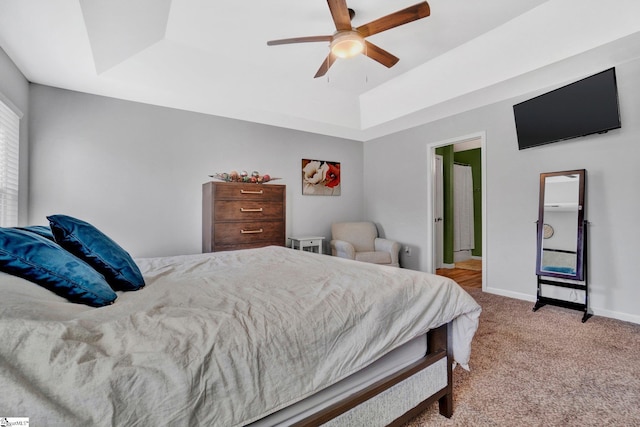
xmin=536 ymin=169 xmax=586 ymax=280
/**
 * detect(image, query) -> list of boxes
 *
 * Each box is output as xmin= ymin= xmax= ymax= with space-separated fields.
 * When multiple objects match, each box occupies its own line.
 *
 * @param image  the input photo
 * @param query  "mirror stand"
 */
xmin=533 ymin=169 xmax=591 ymax=322
xmin=533 ymin=220 xmax=591 ymax=322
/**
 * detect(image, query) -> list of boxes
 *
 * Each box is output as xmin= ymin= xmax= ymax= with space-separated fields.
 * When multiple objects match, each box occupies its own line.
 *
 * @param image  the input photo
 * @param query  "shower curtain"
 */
xmin=453 ymin=164 xmax=475 ymax=253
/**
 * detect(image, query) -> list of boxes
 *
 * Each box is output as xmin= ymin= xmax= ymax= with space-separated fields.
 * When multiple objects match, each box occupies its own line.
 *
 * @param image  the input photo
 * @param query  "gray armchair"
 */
xmin=330 ymin=222 xmax=400 ymax=267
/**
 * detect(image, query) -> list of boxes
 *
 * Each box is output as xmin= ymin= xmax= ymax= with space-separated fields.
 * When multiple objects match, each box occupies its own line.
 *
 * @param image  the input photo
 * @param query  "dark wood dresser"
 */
xmin=202 ymin=181 xmax=286 ymax=252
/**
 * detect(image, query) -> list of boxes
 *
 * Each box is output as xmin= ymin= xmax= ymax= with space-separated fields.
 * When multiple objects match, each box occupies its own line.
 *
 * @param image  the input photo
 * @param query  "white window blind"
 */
xmin=0 ymin=99 xmax=20 ymax=227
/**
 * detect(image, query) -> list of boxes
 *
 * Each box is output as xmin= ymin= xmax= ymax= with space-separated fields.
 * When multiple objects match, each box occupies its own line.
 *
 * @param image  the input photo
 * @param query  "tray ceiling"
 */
xmin=1 ymin=0 xmax=640 ymax=141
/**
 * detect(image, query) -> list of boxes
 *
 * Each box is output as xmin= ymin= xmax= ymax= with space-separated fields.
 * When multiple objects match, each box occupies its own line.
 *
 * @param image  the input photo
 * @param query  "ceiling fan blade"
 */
xmin=327 ymin=0 xmax=352 ymax=31
xmin=267 ymin=35 xmax=332 ymax=46
xmin=356 ymin=2 xmax=430 ymax=38
xmin=314 ymin=53 xmax=337 ymax=78
xmin=363 ymin=41 xmax=399 ymax=68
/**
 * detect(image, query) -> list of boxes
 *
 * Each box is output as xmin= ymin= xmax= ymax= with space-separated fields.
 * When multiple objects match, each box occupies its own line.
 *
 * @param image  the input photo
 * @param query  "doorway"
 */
xmin=427 ymin=132 xmax=486 ymax=291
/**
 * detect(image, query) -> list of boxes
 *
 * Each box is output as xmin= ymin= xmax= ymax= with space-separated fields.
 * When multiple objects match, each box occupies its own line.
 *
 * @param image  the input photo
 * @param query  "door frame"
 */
xmin=434 ymin=154 xmax=444 ymax=269
xmin=426 ymin=131 xmax=487 ymax=290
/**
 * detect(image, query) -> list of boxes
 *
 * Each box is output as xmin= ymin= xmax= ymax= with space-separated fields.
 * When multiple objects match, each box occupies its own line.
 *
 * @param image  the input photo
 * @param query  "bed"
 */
xmin=0 ymin=240 xmax=480 ymax=426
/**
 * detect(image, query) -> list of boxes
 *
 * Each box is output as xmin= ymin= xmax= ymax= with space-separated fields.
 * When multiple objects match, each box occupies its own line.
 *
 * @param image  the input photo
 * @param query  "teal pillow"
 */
xmin=47 ymin=215 xmax=145 ymax=291
xmin=0 ymin=228 xmax=117 ymax=307
xmin=15 ymin=225 xmax=55 ymax=241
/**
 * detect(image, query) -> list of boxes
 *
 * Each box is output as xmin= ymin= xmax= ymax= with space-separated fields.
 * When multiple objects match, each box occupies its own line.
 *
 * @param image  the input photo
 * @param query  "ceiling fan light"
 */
xmin=330 ymin=32 xmax=364 ymax=58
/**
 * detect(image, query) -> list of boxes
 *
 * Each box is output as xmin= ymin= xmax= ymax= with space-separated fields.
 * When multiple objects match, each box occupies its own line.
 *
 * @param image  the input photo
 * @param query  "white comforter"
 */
xmin=0 ymin=246 xmax=480 ymax=426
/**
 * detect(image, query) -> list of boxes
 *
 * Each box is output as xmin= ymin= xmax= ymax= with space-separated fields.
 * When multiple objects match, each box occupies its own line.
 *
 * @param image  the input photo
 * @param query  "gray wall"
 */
xmin=28 ymin=85 xmax=364 ymax=257
xmin=364 ymin=57 xmax=640 ymax=323
xmin=7 ymin=48 xmax=640 ymax=323
xmin=0 ymin=47 xmax=29 ymax=224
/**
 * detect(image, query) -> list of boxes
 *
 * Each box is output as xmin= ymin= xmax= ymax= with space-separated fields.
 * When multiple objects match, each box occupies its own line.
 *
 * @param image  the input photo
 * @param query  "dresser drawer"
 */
xmin=214 ymin=184 xmax=284 ymax=201
xmin=213 ymin=241 xmax=284 ymax=252
xmin=214 ymin=201 xmax=284 ymax=221
xmin=203 ymin=181 xmax=286 ymax=253
xmin=214 ymin=221 xmax=285 ymax=246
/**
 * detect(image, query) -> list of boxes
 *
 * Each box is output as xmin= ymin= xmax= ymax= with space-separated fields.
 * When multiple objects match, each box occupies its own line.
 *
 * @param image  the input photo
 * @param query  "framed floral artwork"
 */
xmin=301 ymin=159 xmax=341 ymax=196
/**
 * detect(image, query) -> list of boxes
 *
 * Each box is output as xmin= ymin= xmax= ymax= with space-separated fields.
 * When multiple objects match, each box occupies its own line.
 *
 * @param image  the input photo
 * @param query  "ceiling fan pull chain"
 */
xmin=364 ymin=43 xmax=368 ymax=84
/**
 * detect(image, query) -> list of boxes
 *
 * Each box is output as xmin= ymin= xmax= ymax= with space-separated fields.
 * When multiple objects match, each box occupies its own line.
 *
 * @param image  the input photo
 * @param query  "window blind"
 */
xmin=0 ymin=99 xmax=20 ymax=227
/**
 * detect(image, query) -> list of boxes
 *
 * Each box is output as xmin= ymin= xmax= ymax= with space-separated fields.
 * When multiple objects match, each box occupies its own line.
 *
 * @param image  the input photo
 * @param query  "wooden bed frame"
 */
xmin=293 ymin=322 xmax=453 ymax=426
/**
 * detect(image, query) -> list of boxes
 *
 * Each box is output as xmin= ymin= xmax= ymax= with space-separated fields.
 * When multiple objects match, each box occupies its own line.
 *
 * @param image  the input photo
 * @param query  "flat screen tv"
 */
xmin=513 ymin=68 xmax=621 ymax=150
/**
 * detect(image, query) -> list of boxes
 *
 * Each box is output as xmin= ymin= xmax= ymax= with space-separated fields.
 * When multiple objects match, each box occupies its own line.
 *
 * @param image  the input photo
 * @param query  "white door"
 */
xmin=434 ymin=155 xmax=444 ymax=269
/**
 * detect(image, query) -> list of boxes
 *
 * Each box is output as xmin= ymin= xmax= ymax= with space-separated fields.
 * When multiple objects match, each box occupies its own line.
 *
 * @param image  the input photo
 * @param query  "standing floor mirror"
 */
xmin=533 ymin=169 xmax=591 ymax=322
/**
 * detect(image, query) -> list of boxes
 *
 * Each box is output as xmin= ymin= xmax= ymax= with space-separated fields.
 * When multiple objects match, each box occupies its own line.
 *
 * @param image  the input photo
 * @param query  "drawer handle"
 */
xmin=241 ymin=228 xmax=263 ymax=234
xmin=240 ymin=189 xmax=263 ymax=195
xmin=240 ymin=207 xmax=263 ymax=212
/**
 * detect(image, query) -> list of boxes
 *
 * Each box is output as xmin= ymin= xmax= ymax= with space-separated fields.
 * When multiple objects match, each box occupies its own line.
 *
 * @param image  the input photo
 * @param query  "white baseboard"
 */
xmin=483 ymin=287 xmax=535 ymax=302
xmin=590 ymin=307 xmax=640 ymax=325
xmin=483 ymin=287 xmax=640 ymax=325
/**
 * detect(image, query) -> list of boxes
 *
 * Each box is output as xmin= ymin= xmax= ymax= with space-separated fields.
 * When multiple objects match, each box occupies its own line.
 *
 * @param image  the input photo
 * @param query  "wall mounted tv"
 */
xmin=513 ymin=67 xmax=621 ymax=150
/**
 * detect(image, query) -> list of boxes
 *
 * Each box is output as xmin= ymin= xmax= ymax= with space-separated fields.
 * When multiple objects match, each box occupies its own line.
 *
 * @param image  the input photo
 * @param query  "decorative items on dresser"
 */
xmin=202 ymin=181 xmax=286 ymax=252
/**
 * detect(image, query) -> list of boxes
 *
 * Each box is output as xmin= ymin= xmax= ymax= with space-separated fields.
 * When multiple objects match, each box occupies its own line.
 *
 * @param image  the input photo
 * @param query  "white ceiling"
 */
xmin=1 ymin=0 xmax=640 ymax=141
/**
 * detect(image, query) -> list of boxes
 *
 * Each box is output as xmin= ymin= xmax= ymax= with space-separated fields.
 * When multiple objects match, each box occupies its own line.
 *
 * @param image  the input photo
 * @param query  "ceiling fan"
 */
xmin=267 ymin=0 xmax=431 ymax=78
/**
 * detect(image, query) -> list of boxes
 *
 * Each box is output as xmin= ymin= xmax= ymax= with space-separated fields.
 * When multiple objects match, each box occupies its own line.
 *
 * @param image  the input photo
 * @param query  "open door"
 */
xmin=434 ymin=154 xmax=444 ymax=269
xmin=428 ymin=132 xmax=485 ymax=291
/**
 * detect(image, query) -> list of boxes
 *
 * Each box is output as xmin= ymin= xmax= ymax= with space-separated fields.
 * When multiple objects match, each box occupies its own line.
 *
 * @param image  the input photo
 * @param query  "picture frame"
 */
xmin=301 ymin=159 xmax=341 ymax=196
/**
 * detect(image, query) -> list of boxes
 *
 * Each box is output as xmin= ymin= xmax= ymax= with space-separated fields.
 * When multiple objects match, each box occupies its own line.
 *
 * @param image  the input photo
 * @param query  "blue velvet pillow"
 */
xmin=0 ymin=228 xmax=117 ymax=307
xmin=15 ymin=225 xmax=55 ymax=241
xmin=47 ymin=215 xmax=145 ymax=291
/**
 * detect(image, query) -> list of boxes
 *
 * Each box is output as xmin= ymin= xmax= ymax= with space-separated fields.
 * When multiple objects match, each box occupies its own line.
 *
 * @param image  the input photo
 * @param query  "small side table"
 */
xmin=288 ymin=236 xmax=325 ymax=254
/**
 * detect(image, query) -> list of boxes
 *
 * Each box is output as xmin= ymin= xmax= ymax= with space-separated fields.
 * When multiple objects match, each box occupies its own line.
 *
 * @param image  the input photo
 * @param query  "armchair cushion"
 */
xmin=356 ymin=251 xmax=392 ymax=265
xmin=331 ymin=222 xmax=377 ymax=252
xmin=330 ymin=222 xmax=400 ymax=267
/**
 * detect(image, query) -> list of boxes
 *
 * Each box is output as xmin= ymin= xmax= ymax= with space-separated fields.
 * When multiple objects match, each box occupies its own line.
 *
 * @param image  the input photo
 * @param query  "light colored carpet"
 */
xmin=404 ymin=288 xmax=640 ymax=426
